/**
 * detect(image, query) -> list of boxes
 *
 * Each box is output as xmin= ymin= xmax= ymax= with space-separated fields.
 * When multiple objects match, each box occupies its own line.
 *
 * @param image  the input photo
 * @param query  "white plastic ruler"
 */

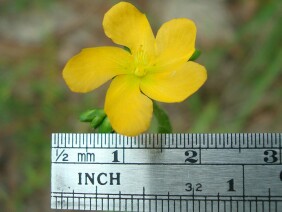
xmin=51 ymin=133 xmax=282 ymax=211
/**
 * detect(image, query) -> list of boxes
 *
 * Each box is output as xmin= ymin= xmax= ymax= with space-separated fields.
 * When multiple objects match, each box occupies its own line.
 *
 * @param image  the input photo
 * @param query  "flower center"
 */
xmin=134 ymin=66 xmax=146 ymax=77
xmin=133 ymin=45 xmax=149 ymax=77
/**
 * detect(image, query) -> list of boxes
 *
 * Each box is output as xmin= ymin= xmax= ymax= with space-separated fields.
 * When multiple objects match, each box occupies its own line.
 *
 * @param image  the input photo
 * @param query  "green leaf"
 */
xmin=189 ymin=49 xmax=201 ymax=61
xmin=153 ymin=101 xmax=172 ymax=133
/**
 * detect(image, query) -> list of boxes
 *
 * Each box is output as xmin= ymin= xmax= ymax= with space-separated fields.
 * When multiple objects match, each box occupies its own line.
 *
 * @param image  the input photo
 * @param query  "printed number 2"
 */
xmin=264 ymin=150 xmax=278 ymax=163
xmin=185 ymin=150 xmax=198 ymax=163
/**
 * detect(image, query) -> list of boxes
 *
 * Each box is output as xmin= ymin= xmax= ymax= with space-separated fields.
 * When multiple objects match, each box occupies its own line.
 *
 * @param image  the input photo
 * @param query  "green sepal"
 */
xmin=189 ymin=49 xmax=201 ymax=61
xmin=153 ymin=101 xmax=172 ymax=133
xmin=97 ymin=117 xmax=114 ymax=133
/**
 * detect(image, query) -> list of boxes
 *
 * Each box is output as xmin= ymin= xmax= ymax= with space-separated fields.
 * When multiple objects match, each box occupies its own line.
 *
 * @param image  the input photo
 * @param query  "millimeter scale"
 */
xmin=51 ymin=133 xmax=282 ymax=211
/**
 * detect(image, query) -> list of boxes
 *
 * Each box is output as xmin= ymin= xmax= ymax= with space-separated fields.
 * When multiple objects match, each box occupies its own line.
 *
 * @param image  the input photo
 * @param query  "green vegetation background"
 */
xmin=0 ymin=0 xmax=281 ymax=211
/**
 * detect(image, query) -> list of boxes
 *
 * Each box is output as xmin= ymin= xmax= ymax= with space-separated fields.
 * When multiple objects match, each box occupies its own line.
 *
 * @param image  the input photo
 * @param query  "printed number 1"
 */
xmin=227 ymin=179 xmax=235 ymax=191
xmin=112 ymin=150 xmax=120 ymax=162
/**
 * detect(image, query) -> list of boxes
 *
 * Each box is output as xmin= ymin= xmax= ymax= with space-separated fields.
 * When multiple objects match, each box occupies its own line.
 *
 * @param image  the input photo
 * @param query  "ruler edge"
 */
xmin=51 ymin=133 xmax=282 ymax=149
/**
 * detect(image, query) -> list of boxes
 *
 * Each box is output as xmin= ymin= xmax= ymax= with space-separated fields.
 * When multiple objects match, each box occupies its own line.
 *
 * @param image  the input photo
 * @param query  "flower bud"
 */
xmin=80 ymin=109 xmax=106 ymax=123
xmin=90 ymin=111 xmax=107 ymax=129
xmin=80 ymin=109 xmax=96 ymax=122
xmin=98 ymin=117 xmax=113 ymax=133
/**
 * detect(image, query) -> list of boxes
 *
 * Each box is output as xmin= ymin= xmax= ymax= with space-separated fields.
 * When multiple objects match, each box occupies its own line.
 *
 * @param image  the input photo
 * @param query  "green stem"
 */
xmin=153 ymin=101 xmax=172 ymax=133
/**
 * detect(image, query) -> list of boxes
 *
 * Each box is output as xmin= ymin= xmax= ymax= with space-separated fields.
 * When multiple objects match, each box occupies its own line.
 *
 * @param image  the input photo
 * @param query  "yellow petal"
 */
xmin=140 ymin=61 xmax=207 ymax=103
xmin=155 ymin=18 xmax=196 ymax=70
xmin=63 ymin=47 xmax=133 ymax=93
xmin=105 ymin=75 xmax=153 ymax=136
xmin=103 ymin=2 xmax=155 ymax=57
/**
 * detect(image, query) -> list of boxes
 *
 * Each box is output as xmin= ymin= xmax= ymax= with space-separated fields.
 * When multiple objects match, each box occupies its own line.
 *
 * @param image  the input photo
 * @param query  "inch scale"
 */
xmin=51 ymin=133 xmax=282 ymax=211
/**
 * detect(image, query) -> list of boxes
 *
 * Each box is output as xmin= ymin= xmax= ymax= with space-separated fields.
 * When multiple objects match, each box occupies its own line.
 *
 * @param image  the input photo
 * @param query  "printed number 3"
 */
xmin=264 ymin=150 xmax=278 ymax=163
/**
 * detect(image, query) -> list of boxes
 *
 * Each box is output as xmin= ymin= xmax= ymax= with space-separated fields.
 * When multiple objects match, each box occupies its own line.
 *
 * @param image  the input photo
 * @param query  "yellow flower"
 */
xmin=63 ymin=2 xmax=207 ymax=136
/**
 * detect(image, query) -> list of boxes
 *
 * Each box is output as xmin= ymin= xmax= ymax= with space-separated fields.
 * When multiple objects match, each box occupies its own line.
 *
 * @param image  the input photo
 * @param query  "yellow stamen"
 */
xmin=133 ymin=45 xmax=149 ymax=77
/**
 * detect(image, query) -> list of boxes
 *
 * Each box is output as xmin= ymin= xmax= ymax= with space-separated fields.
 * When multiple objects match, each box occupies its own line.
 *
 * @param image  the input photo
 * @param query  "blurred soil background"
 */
xmin=0 ymin=0 xmax=281 ymax=211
